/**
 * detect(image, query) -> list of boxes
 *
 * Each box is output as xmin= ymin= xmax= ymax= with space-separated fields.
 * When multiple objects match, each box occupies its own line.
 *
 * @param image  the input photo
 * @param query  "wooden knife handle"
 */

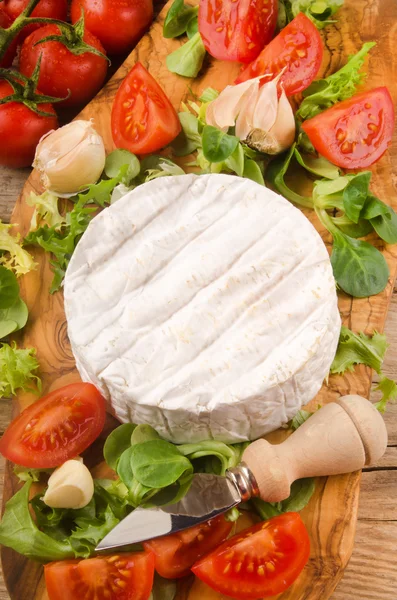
xmin=242 ymin=395 xmax=388 ymax=503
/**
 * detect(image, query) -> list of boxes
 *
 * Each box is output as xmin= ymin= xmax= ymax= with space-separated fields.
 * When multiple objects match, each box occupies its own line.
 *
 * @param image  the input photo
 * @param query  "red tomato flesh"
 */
xmin=70 ymin=0 xmax=154 ymax=55
xmin=45 ymin=552 xmax=154 ymax=600
xmin=3 ymin=0 xmax=68 ymax=40
xmin=192 ymin=513 xmax=311 ymax=600
xmin=143 ymin=515 xmax=233 ymax=579
xmin=0 ymin=7 xmax=18 ymax=68
xmin=20 ymin=24 xmax=108 ymax=107
xmin=0 ymin=80 xmax=58 ymax=168
xmin=235 ymin=12 xmax=323 ymax=96
xmin=0 ymin=383 xmax=106 ymax=467
xmin=198 ymin=0 xmax=278 ymax=64
xmin=111 ymin=62 xmax=181 ymax=155
xmin=301 ymin=87 xmax=395 ymax=169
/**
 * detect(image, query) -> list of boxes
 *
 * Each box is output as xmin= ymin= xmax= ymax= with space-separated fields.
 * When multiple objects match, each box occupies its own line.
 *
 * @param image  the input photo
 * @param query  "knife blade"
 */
xmin=96 ymin=395 xmax=388 ymax=552
xmin=96 ymin=471 xmax=242 ymax=552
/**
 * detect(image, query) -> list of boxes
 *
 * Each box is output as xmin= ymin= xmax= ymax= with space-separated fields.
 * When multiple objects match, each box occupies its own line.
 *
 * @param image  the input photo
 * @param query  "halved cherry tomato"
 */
xmin=45 ymin=552 xmax=154 ymax=600
xmin=143 ymin=515 xmax=233 ymax=579
xmin=111 ymin=62 xmax=181 ymax=155
xmin=235 ymin=13 xmax=323 ymax=96
xmin=0 ymin=383 xmax=106 ymax=468
xmin=192 ymin=513 xmax=310 ymax=600
xmin=301 ymin=87 xmax=395 ymax=169
xmin=198 ymin=0 xmax=278 ymax=64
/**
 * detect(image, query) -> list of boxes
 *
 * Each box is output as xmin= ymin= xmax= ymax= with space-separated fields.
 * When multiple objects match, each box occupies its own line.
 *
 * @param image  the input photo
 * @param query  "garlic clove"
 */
xmin=235 ymin=80 xmax=261 ymax=141
xmin=247 ymin=88 xmax=296 ymax=155
xmin=33 ymin=120 xmax=106 ymax=196
xmin=250 ymin=75 xmax=280 ymax=134
xmin=43 ymin=459 xmax=94 ymax=509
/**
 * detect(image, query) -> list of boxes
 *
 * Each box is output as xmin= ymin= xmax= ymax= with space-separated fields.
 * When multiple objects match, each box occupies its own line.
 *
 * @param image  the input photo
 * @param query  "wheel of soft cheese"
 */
xmin=64 ymin=173 xmax=340 ymax=444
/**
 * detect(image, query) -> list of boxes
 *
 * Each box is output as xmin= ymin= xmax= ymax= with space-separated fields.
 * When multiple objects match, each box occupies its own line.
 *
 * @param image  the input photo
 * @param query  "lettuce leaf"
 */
xmin=374 ymin=377 xmax=397 ymax=413
xmin=296 ymin=42 xmax=376 ymax=121
xmin=0 ymin=342 xmax=41 ymax=398
xmin=0 ymin=222 xmax=36 ymax=276
xmin=26 ymin=191 xmax=66 ymax=232
xmin=330 ymin=326 xmax=387 ymax=375
xmin=280 ymin=0 xmax=344 ymax=29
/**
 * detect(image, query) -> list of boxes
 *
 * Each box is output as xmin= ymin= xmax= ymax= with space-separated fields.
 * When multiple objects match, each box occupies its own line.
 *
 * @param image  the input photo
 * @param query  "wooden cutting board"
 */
xmin=2 ymin=0 xmax=397 ymax=598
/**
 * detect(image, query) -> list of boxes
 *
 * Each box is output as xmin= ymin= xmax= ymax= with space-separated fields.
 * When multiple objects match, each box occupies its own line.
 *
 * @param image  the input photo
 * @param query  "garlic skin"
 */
xmin=246 ymin=89 xmax=296 ymax=155
xmin=33 ymin=120 xmax=106 ymax=196
xmin=43 ymin=459 xmax=94 ymax=509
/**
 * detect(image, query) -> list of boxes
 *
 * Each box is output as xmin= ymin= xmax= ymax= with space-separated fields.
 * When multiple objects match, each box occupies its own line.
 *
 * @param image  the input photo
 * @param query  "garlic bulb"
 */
xmin=43 ymin=459 xmax=94 ymax=509
xmin=33 ymin=120 xmax=106 ymax=196
xmin=206 ymin=72 xmax=295 ymax=155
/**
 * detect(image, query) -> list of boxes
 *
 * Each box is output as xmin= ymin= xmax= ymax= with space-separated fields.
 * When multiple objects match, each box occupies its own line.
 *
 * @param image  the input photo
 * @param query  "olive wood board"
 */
xmin=2 ymin=0 xmax=397 ymax=598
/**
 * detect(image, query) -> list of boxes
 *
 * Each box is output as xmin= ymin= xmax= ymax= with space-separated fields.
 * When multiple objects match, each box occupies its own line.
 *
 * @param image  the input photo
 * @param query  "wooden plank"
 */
xmin=0 ymin=168 xmax=30 ymax=224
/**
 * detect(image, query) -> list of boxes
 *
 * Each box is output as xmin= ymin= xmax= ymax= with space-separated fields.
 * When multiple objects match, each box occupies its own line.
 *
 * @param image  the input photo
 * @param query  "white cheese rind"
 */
xmin=64 ymin=173 xmax=340 ymax=443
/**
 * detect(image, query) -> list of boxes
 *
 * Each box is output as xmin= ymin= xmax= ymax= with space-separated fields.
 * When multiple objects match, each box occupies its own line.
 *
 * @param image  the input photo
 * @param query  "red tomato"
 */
xmin=111 ymin=62 xmax=181 ymax=155
xmin=192 ymin=513 xmax=310 ymax=600
xmin=198 ymin=0 xmax=278 ymax=64
xmin=0 ymin=7 xmax=17 ymax=67
xmin=0 ymin=80 xmax=58 ymax=168
xmin=45 ymin=552 xmax=155 ymax=600
xmin=235 ymin=13 xmax=323 ymax=96
xmin=0 ymin=383 xmax=106 ymax=467
xmin=143 ymin=515 xmax=233 ymax=579
xmin=19 ymin=25 xmax=108 ymax=107
xmin=301 ymin=87 xmax=395 ymax=169
xmin=70 ymin=0 xmax=154 ymax=55
xmin=3 ymin=0 xmax=68 ymax=40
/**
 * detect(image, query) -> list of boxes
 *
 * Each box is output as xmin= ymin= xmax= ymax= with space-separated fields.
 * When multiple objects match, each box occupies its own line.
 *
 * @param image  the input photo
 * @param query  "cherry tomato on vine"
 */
xmin=0 ymin=7 xmax=18 ymax=67
xmin=20 ymin=24 xmax=108 ymax=107
xmin=199 ymin=0 xmax=278 ymax=64
xmin=3 ymin=0 xmax=68 ymax=40
xmin=70 ymin=0 xmax=154 ymax=55
xmin=0 ymin=80 xmax=58 ymax=168
xmin=302 ymin=87 xmax=395 ymax=169
xmin=236 ymin=13 xmax=323 ymax=96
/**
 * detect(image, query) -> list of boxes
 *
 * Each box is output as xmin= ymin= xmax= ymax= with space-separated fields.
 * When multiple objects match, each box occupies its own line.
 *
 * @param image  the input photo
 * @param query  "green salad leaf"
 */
xmin=0 ymin=342 xmax=41 ymax=398
xmin=294 ymin=147 xmax=340 ymax=180
xmin=202 ymin=125 xmax=239 ymax=163
xmin=0 ymin=297 xmax=28 ymax=340
xmin=163 ymin=0 xmax=199 ymax=38
xmin=150 ymin=574 xmax=177 ymax=600
xmin=26 ymin=191 xmax=66 ymax=232
xmin=0 ymin=265 xmax=19 ymax=309
xmin=0 ymin=221 xmax=36 ymax=276
xmin=103 ymin=423 xmax=137 ymax=471
xmin=330 ymin=326 xmax=388 ymax=375
xmin=279 ymin=0 xmax=344 ymax=29
xmin=251 ymin=478 xmax=315 ymax=519
xmin=296 ymin=42 xmax=376 ymax=121
xmin=166 ymin=32 xmax=206 ymax=78
xmin=290 ymin=409 xmax=314 ymax=431
xmin=266 ymin=145 xmax=313 ymax=208
xmin=104 ymin=149 xmax=140 ymax=182
xmin=374 ymin=377 xmax=397 ymax=413
xmin=131 ymin=440 xmax=193 ymax=488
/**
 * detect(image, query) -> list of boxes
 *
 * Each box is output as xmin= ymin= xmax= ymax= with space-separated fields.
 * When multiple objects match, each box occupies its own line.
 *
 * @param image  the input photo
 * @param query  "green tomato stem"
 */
xmin=0 ymin=0 xmax=42 ymax=62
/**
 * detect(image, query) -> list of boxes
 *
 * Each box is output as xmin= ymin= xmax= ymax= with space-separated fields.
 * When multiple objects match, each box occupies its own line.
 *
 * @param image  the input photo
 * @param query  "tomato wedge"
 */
xmin=198 ymin=0 xmax=278 ymax=64
xmin=235 ymin=13 xmax=323 ymax=96
xmin=45 ymin=552 xmax=154 ymax=600
xmin=143 ymin=515 xmax=233 ymax=579
xmin=0 ymin=383 xmax=106 ymax=468
xmin=111 ymin=62 xmax=181 ymax=155
xmin=301 ymin=87 xmax=395 ymax=169
xmin=192 ymin=513 xmax=310 ymax=599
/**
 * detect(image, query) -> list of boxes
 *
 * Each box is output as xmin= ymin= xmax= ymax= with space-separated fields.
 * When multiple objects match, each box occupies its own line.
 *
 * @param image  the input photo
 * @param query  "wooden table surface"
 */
xmin=1 ymin=167 xmax=397 ymax=600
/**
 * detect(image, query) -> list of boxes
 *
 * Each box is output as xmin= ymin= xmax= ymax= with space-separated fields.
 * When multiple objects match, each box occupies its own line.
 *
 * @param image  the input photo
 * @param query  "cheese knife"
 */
xmin=96 ymin=395 xmax=387 ymax=552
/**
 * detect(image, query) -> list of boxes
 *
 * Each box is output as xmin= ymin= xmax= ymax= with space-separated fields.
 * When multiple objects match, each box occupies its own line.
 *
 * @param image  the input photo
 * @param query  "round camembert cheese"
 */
xmin=64 ymin=173 xmax=340 ymax=443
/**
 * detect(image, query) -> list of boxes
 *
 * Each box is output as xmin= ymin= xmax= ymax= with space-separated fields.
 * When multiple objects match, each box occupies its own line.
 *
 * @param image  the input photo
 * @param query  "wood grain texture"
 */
xmin=1 ymin=0 xmax=397 ymax=599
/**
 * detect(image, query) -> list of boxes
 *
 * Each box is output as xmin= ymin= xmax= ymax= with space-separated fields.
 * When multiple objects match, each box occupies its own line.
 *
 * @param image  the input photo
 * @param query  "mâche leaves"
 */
xmin=103 ymin=423 xmax=136 ymax=471
xmin=163 ymin=0 xmax=199 ymax=38
xmin=166 ymin=32 xmax=206 ymax=78
xmin=130 ymin=440 xmax=193 ymax=488
xmin=201 ymin=125 xmax=239 ymax=163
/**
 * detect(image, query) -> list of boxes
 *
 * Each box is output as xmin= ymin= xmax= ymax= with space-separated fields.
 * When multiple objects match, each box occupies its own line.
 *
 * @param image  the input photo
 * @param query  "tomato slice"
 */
xmin=0 ymin=383 xmax=106 ymax=468
xmin=45 ymin=552 xmax=154 ymax=600
xmin=192 ymin=513 xmax=310 ymax=599
xmin=143 ymin=515 xmax=233 ymax=579
xmin=198 ymin=0 xmax=278 ymax=64
xmin=301 ymin=87 xmax=395 ymax=169
xmin=235 ymin=13 xmax=323 ymax=96
xmin=111 ymin=62 xmax=181 ymax=155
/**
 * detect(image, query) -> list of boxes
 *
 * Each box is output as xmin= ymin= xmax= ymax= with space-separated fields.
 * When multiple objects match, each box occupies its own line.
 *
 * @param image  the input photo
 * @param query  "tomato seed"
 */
xmin=257 ymin=565 xmax=265 ymax=576
xmin=223 ymin=564 xmax=231 ymax=575
xmin=297 ymin=49 xmax=307 ymax=58
xmin=235 ymin=562 xmax=242 ymax=573
xmin=368 ymin=123 xmax=378 ymax=131
xmin=266 ymin=562 xmax=276 ymax=572
xmin=107 ymin=556 xmax=120 ymax=563
xmin=247 ymin=563 xmax=254 ymax=573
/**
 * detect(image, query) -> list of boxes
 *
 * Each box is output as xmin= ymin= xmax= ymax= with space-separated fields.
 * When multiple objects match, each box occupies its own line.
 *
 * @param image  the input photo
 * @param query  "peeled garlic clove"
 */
xmin=33 ymin=120 xmax=106 ymax=196
xmin=247 ymin=88 xmax=296 ymax=155
xmin=43 ymin=459 xmax=94 ymax=509
xmin=235 ymin=80 xmax=261 ymax=141
xmin=206 ymin=78 xmax=261 ymax=131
